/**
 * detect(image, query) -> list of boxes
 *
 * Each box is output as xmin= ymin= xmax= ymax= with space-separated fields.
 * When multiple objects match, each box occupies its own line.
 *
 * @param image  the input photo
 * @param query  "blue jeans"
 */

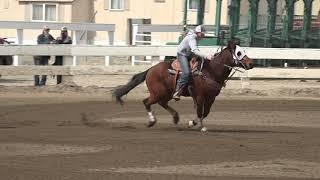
xmin=34 ymin=56 xmax=49 ymax=86
xmin=176 ymin=54 xmax=191 ymax=90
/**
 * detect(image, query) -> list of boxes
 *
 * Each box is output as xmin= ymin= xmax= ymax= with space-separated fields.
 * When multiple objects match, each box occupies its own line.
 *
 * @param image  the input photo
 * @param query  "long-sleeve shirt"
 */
xmin=177 ymin=30 xmax=206 ymax=58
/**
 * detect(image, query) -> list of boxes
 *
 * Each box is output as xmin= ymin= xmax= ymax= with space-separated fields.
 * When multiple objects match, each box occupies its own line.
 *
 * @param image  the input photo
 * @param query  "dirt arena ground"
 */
xmin=0 ymin=76 xmax=320 ymax=180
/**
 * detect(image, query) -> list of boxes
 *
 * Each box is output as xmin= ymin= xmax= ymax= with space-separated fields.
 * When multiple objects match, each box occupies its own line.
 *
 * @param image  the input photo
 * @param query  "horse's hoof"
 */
xmin=188 ymin=120 xmax=196 ymax=128
xmin=146 ymin=120 xmax=156 ymax=127
xmin=201 ymin=127 xmax=208 ymax=132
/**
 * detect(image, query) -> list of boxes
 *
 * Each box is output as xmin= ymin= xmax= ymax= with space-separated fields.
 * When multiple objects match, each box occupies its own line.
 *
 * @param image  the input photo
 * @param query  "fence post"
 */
xmin=72 ymin=30 xmax=78 ymax=66
xmin=105 ymin=31 xmax=114 ymax=66
xmin=240 ymin=69 xmax=250 ymax=89
xmin=13 ymin=29 xmax=23 ymax=66
xmin=131 ymin=24 xmax=138 ymax=66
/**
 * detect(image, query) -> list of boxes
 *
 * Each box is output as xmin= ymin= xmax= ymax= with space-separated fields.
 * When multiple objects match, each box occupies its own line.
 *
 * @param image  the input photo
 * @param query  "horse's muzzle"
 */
xmin=242 ymin=56 xmax=254 ymax=70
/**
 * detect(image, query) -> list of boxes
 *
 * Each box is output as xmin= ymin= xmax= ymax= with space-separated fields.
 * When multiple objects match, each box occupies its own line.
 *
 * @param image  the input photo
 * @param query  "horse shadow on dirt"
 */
xmin=174 ymin=127 xmax=298 ymax=134
xmin=79 ymin=112 xmax=297 ymax=134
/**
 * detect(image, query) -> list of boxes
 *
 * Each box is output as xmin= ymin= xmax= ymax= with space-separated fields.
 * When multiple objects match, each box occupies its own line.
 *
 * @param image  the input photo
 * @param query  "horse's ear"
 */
xmin=227 ymin=38 xmax=240 ymax=51
xmin=233 ymin=38 xmax=240 ymax=46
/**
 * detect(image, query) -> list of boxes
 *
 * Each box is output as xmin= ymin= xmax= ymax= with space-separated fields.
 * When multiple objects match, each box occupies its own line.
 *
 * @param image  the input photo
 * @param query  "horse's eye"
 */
xmin=237 ymin=51 xmax=242 ymax=56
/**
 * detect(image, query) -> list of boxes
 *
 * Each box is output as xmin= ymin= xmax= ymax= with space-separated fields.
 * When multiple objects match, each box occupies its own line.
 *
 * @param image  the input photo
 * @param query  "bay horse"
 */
xmin=113 ymin=39 xmax=254 ymax=132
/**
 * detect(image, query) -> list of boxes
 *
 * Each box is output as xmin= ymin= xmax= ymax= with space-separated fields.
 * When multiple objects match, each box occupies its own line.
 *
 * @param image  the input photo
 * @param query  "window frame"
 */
xmin=154 ymin=0 xmax=165 ymax=3
xmin=2 ymin=0 xmax=9 ymax=9
xmin=188 ymin=0 xmax=198 ymax=11
xmin=109 ymin=0 xmax=125 ymax=11
xmin=31 ymin=3 xmax=58 ymax=22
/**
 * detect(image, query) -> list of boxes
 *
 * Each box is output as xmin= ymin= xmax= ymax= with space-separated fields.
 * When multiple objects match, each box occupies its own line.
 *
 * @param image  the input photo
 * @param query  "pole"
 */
xmin=248 ymin=0 xmax=259 ymax=46
xmin=215 ymin=0 xmax=222 ymax=44
xmin=266 ymin=0 xmax=277 ymax=47
xmin=302 ymin=0 xmax=313 ymax=47
xmin=183 ymin=0 xmax=188 ymax=31
xmin=197 ymin=0 xmax=205 ymax=25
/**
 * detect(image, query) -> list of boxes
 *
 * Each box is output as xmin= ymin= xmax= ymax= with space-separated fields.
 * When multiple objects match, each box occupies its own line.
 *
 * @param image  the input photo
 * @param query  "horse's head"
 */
xmin=226 ymin=39 xmax=254 ymax=70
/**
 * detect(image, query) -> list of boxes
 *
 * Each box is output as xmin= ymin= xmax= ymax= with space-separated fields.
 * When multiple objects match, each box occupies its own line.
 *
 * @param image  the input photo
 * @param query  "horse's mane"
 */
xmin=203 ymin=39 xmax=240 ymax=73
xmin=212 ymin=38 xmax=240 ymax=60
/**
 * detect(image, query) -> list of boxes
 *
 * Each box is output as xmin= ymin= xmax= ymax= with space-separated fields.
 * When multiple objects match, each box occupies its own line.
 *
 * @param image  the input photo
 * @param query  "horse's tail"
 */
xmin=112 ymin=69 xmax=150 ymax=105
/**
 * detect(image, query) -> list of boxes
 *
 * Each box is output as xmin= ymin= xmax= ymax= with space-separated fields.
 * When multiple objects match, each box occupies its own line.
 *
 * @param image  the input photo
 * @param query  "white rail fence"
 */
xmin=0 ymin=45 xmax=319 ymax=81
xmin=0 ymin=45 xmax=319 ymax=59
xmin=0 ymin=21 xmax=115 ymax=66
xmin=131 ymin=24 xmax=162 ymax=65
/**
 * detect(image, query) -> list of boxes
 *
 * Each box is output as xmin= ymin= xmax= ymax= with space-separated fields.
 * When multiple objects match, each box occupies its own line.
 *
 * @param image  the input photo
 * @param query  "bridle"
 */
xmin=209 ymin=45 xmax=248 ymax=87
xmin=231 ymin=47 xmax=247 ymax=72
xmin=211 ymin=46 xmax=246 ymax=73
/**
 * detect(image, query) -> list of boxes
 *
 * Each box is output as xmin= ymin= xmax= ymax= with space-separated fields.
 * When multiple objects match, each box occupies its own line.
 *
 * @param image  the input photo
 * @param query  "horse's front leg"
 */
xmin=200 ymin=98 xmax=215 ymax=132
xmin=188 ymin=98 xmax=200 ymax=128
xmin=188 ymin=95 xmax=200 ymax=128
xmin=188 ymin=96 xmax=206 ymax=131
xmin=194 ymin=103 xmax=206 ymax=132
xmin=189 ymin=97 xmax=215 ymax=132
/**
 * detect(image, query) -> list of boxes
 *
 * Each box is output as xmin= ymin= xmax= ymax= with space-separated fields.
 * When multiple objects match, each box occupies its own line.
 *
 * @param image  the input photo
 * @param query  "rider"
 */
xmin=173 ymin=25 xmax=213 ymax=100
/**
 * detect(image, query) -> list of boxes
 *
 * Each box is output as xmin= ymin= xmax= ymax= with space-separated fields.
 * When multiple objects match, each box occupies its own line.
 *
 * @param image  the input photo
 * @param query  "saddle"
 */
xmin=168 ymin=57 xmax=200 ymax=93
xmin=169 ymin=57 xmax=199 ymax=74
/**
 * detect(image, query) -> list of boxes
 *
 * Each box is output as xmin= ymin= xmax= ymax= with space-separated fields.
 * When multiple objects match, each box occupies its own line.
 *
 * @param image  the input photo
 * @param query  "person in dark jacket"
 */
xmin=34 ymin=26 xmax=55 ymax=86
xmin=54 ymin=26 xmax=72 ymax=84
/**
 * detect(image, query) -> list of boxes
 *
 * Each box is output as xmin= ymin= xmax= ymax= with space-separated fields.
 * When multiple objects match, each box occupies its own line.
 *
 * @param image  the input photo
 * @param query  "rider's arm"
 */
xmin=64 ymin=36 xmax=72 ymax=44
xmin=189 ymin=38 xmax=209 ymax=59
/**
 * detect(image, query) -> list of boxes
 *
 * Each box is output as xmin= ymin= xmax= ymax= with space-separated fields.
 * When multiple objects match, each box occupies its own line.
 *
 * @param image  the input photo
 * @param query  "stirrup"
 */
xmin=173 ymin=95 xmax=181 ymax=101
xmin=172 ymin=93 xmax=180 ymax=101
xmin=172 ymin=89 xmax=182 ymax=101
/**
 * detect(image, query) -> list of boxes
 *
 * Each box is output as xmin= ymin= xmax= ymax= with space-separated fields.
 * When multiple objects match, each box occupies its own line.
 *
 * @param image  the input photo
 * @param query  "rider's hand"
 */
xmin=206 ymin=54 xmax=213 ymax=60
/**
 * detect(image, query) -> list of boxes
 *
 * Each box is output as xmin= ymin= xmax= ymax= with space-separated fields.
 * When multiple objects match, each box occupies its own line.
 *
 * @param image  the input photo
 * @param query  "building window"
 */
xmin=32 ymin=3 xmax=57 ymax=22
xmin=110 ymin=0 xmax=124 ymax=10
xmin=1 ymin=0 xmax=9 ymax=9
xmin=188 ymin=0 xmax=198 ymax=10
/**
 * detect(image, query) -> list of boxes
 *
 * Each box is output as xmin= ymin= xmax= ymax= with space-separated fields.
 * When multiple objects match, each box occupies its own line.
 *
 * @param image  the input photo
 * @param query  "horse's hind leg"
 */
xmin=159 ymin=101 xmax=179 ymax=125
xmin=143 ymin=96 xmax=159 ymax=127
